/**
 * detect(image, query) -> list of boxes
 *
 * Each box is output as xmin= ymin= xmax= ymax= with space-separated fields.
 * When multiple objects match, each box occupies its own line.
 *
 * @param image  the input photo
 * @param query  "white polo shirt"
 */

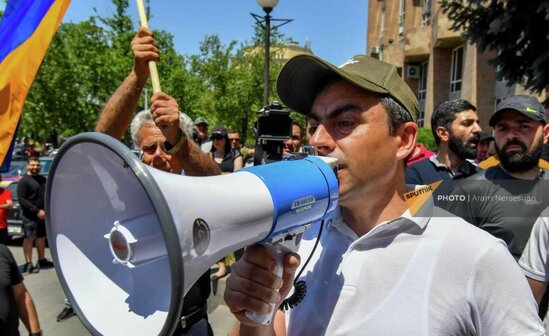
xmin=286 ymin=207 xmax=544 ymax=335
xmin=200 ymin=139 xmax=212 ymax=153
xmin=519 ymin=208 xmax=549 ymax=334
xmin=519 ymin=208 xmax=549 ymax=282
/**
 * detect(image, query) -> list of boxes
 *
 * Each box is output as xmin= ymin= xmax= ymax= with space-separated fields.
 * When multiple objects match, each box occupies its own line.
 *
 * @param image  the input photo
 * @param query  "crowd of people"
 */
xmin=2 ymin=24 xmax=549 ymax=336
xmin=1 ymin=156 xmax=53 ymax=336
xmin=223 ymin=53 xmax=549 ymax=336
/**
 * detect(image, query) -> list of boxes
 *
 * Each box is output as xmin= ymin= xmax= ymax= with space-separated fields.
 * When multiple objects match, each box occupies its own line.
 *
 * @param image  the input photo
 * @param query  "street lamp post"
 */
xmin=252 ymin=0 xmax=292 ymax=106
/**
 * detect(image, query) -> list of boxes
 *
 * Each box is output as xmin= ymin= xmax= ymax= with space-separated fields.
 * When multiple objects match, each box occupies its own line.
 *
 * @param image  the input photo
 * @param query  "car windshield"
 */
xmin=39 ymin=158 xmax=53 ymax=176
xmin=3 ymin=161 xmax=26 ymax=177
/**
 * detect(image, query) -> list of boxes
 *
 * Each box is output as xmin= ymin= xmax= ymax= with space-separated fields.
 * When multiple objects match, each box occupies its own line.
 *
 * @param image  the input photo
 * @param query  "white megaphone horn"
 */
xmin=45 ymin=132 xmax=338 ymax=336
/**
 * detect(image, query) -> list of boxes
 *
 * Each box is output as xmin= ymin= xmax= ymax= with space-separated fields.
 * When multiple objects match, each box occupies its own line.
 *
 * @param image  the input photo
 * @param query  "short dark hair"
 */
xmin=380 ymin=96 xmax=414 ymax=135
xmin=27 ymin=156 xmax=39 ymax=163
xmin=430 ymin=99 xmax=477 ymax=144
xmin=312 ymin=77 xmax=413 ymax=136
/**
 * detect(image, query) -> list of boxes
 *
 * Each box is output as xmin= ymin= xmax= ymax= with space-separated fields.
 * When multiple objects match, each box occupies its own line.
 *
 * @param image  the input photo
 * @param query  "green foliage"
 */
xmin=17 ymin=0 xmax=301 ymax=147
xmin=97 ymin=0 xmax=133 ymax=35
xmin=416 ymin=128 xmax=437 ymax=151
xmin=0 ymin=0 xmax=6 ymax=17
xmin=19 ymin=1 xmax=189 ymax=145
xmin=171 ymin=19 xmax=296 ymax=146
xmin=440 ymin=0 xmax=549 ymax=100
xmin=21 ymin=19 xmax=117 ymax=143
xmin=184 ymin=35 xmax=268 ymax=145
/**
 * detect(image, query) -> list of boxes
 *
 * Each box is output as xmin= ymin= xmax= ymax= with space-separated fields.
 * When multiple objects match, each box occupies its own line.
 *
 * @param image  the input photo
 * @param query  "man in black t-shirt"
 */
xmin=0 ymin=244 xmax=42 ymax=335
xmin=17 ymin=157 xmax=54 ymax=274
xmin=449 ymin=95 xmax=549 ymax=259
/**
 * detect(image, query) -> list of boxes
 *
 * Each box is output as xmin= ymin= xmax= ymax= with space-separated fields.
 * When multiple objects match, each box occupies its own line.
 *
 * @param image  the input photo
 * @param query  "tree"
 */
xmin=417 ymin=128 xmax=437 ymax=151
xmin=186 ymin=25 xmax=299 ymax=146
xmin=186 ymin=35 xmax=261 ymax=145
xmin=18 ymin=0 xmax=185 ymax=145
xmin=237 ymin=25 xmax=305 ymax=145
xmin=20 ymin=19 xmax=114 ymax=144
xmin=8 ymin=0 xmax=304 ymax=148
xmin=440 ymin=0 xmax=549 ymax=99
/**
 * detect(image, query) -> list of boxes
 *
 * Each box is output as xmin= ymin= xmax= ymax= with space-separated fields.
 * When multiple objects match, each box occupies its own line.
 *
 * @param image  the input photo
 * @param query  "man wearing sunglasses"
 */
xmin=228 ymin=131 xmax=241 ymax=151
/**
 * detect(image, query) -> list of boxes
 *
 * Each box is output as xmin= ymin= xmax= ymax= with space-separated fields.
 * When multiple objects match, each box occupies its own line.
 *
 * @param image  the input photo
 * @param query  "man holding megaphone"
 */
xmin=223 ymin=55 xmax=544 ymax=335
xmin=95 ymin=27 xmax=221 ymax=336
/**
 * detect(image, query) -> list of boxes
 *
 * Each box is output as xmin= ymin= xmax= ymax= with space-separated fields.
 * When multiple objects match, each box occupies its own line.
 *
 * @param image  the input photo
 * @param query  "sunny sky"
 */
xmin=59 ymin=0 xmax=368 ymax=66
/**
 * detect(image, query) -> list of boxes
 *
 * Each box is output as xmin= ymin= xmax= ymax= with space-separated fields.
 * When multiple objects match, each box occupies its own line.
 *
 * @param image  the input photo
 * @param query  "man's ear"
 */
xmin=396 ymin=121 xmax=418 ymax=161
xmin=543 ymin=124 xmax=549 ymax=145
xmin=436 ymin=126 xmax=449 ymax=143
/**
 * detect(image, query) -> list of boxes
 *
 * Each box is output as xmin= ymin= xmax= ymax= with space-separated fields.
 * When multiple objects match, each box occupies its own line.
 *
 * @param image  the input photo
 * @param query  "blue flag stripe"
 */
xmin=0 ymin=125 xmax=19 ymax=173
xmin=0 ymin=0 xmax=55 ymax=62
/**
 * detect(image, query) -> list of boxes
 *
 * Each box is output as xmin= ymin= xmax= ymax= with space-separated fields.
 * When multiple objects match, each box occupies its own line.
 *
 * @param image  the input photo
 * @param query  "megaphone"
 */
xmin=45 ymin=132 xmax=338 ymax=335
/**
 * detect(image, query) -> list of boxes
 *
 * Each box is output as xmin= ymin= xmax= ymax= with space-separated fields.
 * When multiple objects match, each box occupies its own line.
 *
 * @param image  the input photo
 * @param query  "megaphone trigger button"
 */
xmin=192 ymin=218 xmax=210 ymax=256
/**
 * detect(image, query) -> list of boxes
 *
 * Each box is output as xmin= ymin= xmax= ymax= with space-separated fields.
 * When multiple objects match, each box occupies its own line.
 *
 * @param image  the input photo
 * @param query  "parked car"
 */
xmin=6 ymin=181 xmax=23 ymax=239
xmin=1 ymin=160 xmax=27 ymax=186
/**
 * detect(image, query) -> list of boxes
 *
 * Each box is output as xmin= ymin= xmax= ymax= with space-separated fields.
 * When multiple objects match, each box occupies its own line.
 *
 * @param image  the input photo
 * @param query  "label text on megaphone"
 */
xmin=291 ymin=196 xmax=316 ymax=210
xmin=292 ymin=195 xmax=316 ymax=213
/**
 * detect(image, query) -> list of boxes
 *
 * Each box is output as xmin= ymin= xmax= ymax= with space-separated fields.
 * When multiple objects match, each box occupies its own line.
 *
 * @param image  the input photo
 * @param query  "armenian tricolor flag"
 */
xmin=0 ymin=0 xmax=71 ymax=169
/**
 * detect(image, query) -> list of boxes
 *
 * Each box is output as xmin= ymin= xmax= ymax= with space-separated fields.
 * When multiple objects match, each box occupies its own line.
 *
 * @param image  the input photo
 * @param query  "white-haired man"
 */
xmin=93 ymin=27 xmax=220 ymax=335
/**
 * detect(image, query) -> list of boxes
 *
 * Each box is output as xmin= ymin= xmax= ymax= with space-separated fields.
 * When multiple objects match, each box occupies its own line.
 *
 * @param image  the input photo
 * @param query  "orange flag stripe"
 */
xmin=0 ymin=0 xmax=70 ymax=164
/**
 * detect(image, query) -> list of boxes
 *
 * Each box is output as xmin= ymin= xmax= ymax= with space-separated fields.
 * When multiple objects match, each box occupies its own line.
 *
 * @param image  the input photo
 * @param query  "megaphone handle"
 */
xmin=244 ymin=243 xmax=288 ymax=325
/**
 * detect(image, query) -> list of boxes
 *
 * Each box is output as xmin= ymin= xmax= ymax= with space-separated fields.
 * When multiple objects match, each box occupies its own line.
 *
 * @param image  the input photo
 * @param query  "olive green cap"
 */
xmin=276 ymin=54 xmax=418 ymax=120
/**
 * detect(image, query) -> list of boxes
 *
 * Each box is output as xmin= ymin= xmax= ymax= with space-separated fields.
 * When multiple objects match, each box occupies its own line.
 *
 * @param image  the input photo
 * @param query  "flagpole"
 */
xmin=135 ymin=0 xmax=161 ymax=94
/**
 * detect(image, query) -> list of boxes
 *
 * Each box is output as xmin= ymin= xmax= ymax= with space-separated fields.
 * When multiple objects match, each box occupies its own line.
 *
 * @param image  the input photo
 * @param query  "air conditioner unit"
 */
xmin=398 ymin=26 xmax=405 ymax=35
xmin=371 ymin=46 xmax=381 ymax=55
xmin=406 ymin=65 xmax=420 ymax=79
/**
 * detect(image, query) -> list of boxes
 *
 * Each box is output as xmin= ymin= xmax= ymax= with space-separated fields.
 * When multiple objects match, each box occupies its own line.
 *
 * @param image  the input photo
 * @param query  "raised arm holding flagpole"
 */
xmin=94 ymin=6 xmax=218 ymax=333
xmin=135 ymin=0 xmax=161 ymax=94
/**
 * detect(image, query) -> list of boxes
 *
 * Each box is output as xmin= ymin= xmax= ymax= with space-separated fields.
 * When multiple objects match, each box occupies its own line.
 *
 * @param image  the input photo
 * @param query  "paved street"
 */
xmin=7 ymin=240 xmax=236 ymax=336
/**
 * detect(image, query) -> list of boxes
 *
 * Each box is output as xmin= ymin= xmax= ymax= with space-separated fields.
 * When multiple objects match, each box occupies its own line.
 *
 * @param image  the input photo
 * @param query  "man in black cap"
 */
xmin=223 ymin=56 xmax=543 ymax=335
xmin=449 ymin=94 xmax=549 ymax=259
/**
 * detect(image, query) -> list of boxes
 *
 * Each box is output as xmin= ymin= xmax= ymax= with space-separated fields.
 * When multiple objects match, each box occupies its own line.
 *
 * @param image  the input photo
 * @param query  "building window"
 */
xmin=422 ymin=0 xmax=431 ymax=26
xmin=418 ymin=62 xmax=428 ymax=101
xmin=399 ymin=0 xmax=406 ymax=41
xmin=450 ymin=46 xmax=463 ymax=98
xmin=417 ymin=61 xmax=428 ymax=127
xmin=496 ymin=65 xmax=507 ymax=83
xmin=495 ymin=97 xmax=505 ymax=110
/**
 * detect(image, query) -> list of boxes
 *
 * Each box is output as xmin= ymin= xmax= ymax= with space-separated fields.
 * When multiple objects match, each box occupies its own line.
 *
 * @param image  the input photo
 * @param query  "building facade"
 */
xmin=367 ymin=0 xmax=545 ymax=129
